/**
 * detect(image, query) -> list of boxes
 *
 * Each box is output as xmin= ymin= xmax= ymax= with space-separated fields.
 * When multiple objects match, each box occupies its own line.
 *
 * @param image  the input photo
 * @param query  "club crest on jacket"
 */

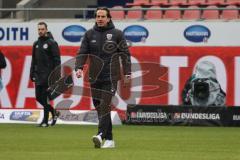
xmin=106 ymin=34 xmax=112 ymax=40
xmin=43 ymin=44 xmax=48 ymax=49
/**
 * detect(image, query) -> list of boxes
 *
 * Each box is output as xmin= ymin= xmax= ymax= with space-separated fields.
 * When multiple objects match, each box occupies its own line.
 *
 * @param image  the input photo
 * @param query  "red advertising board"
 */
xmin=1 ymin=46 xmax=240 ymax=111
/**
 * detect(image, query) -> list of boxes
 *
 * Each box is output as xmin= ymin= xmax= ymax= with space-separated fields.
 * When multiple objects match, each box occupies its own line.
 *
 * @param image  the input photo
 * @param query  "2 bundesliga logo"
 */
xmin=62 ymin=25 xmax=86 ymax=42
xmin=123 ymin=25 xmax=149 ymax=43
xmin=10 ymin=111 xmax=40 ymax=122
xmin=184 ymin=25 xmax=211 ymax=43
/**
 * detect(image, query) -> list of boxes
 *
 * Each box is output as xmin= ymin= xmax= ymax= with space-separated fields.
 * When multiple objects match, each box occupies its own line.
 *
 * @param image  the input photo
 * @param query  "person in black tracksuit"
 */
xmin=0 ymin=51 xmax=6 ymax=69
xmin=0 ymin=51 xmax=7 ymax=91
xmin=75 ymin=7 xmax=131 ymax=148
xmin=30 ymin=22 xmax=61 ymax=127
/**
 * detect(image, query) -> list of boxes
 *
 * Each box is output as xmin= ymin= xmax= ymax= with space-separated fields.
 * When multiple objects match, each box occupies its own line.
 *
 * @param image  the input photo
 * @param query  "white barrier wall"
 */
xmin=0 ymin=21 xmax=240 ymax=46
xmin=0 ymin=109 xmax=122 ymax=125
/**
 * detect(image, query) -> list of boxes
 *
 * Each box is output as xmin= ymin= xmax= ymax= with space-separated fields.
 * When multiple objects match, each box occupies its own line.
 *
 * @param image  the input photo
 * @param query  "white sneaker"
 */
xmin=92 ymin=135 xmax=102 ymax=148
xmin=102 ymin=140 xmax=115 ymax=148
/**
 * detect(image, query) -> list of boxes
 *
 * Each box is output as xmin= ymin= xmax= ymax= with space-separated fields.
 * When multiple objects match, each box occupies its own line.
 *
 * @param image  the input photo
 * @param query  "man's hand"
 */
xmin=123 ymin=74 xmax=131 ymax=86
xmin=30 ymin=76 xmax=36 ymax=82
xmin=76 ymin=69 xmax=83 ymax=78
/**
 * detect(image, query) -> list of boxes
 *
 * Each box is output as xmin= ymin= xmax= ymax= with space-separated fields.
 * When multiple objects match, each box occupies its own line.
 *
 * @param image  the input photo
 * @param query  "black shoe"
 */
xmin=37 ymin=122 xmax=49 ymax=127
xmin=51 ymin=110 xmax=60 ymax=126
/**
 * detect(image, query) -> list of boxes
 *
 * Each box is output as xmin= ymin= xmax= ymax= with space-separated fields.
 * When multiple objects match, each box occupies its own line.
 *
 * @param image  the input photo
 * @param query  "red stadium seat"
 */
xmin=151 ymin=0 xmax=169 ymax=6
xmin=188 ymin=0 xmax=207 ymax=5
xmin=202 ymin=5 xmax=220 ymax=19
xmin=182 ymin=6 xmax=201 ymax=20
xmin=169 ymin=0 xmax=188 ymax=6
xmin=126 ymin=0 xmax=150 ymax=6
xmin=163 ymin=6 xmax=181 ymax=19
xmin=226 ymin=0 xmax=240 ymax=5
xmin=206 ymin=0 xmax=226 ymax=5
xmin=145 ymin=6 xmax=163 ymax=19
xmin=221 ymin=5 xmax=239 ymax=20
xmin=126 ymin=6 xmax=143 ymax=19
xmin=110 ymin=6 xmax=125 ymax=20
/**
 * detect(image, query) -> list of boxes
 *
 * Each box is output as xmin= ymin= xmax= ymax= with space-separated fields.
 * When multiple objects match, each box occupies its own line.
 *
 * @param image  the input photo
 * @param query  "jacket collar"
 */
xmin=38 ymin=35 xmax=50 ymax=41
xmin=93 ymin=20 xmax=115 ymax=32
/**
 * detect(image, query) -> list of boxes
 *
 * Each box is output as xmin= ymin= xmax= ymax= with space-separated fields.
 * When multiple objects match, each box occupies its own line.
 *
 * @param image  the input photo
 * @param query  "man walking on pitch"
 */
xmin=75 ymin=7 xmax=131 ymax=148
xmin=30 ymin=22 xmax=61 ymax=127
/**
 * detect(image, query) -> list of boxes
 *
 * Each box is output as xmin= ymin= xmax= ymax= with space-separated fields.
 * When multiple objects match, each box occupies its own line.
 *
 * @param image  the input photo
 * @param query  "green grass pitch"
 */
xmin=0 ymin=124 xmax=240 ymax=160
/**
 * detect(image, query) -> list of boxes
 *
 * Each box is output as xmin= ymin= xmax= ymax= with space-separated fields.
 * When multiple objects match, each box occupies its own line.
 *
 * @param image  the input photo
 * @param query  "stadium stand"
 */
xmin=126 ymin=0 xmax=150 ymax=6
xmin=151 ymin=0 xmax=169 ymax=6
xmin=0 ymin=0 xmax=21 ymax=18
xmin=221 ymin=5 xmax=239 ymax=20
xmin=144 ymin=6 xmax=163 ymax=19
xmin=182 ymin=5 xmax=201 ymax=20
xmin=169 ymin=0 xmax=188 ymax=6
xmin=188 ymin=0 xmax=207 ymax=5
xmin=226 ymin=0 xmax=240 ymax=5
xmin=1 ymin=0 xmax=240 ymax=21
xmin=163 ymin=6 xmax=181 ymax=20
xmin=16 ymin=0 xmax=97 ymax=19
xmin=206 ymin=0 xmax=226 ymax=5
xmin=202 ymin=5 xmax=220 ymax=19
xmin=110 ymin=6 xmax=125 ymax=20
xmin=0 ymin=0 xmax=21 ymax=8
xmin=126 ymin=6 xmax=143 ymax=19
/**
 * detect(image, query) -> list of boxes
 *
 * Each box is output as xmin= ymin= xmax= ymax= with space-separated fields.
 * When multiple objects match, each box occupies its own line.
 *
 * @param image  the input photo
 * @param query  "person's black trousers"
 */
xmin=35 ymin=85 xmax=54 ymax=124
xmin=90 ymin=80 xmax=117 ymax=140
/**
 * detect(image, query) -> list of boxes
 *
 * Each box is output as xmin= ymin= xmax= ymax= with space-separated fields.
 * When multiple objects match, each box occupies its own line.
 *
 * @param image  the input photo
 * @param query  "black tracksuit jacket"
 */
xmin=30 ymin=36 xmax=61 ymax=86
xmin=75 ymin=21 xmax=131 ymax=82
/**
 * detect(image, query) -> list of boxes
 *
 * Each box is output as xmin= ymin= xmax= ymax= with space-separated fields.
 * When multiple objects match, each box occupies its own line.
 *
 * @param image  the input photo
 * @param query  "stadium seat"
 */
xmin=126 ymin=6 xmax=143 ymax=19
xmin=226 ymin=0 xmax=240 ymax=5
xmin=202 ymin=5 xmax=220 ymax=19
xmin=182 ymin=6 xmax=201 ymax=20
xmin=145 ymin=6 xmax=163 ymax=19
xmin=206 ymin=0 xmax=226 ymax=5
xmin=126 ymin=0 xmax=150 ymax=6
xmin=188 ymin=0 xmax=207 ymax=5
xmin=151 ymin=0 xmax=169 ymax=6
xmin=110 ymin=6 xmax=125 ymax=20
xmin=169 ymin=0 xmax=188 ymax=6
xmin=221 ymin=5 xmax=239 ymax=20
xmin=163 ymin=6 xmax=181 ymax=20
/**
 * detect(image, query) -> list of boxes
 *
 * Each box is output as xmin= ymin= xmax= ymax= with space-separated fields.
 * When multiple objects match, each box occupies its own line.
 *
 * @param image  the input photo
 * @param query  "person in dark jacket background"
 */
xmin=75 ymin=7 xmax=131 ymax=148
xmin=30 ymin=22 xmax=61 ymax=127
xmin=0 ymin=51 xmax=7 ymax=91
xmin=0 ymin=51 xmax=6 ymax=69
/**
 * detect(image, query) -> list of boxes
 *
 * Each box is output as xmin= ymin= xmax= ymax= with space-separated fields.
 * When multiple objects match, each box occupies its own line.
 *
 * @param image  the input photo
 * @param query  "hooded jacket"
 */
xmin=30 ymin=35 xmax=61 ymax=85
xmin=0 ymin=51 xmax=6 ymax=69
xmin=0 ymin=51 xmax=6 ymax=81
xmin=75 ymin=20 xmax=131 ymax=82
